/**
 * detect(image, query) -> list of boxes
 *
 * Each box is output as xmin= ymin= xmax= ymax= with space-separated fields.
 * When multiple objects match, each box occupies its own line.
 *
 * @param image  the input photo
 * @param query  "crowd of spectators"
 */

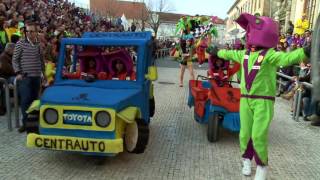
xmin=276 ymin=15 xmax=319 ymax=126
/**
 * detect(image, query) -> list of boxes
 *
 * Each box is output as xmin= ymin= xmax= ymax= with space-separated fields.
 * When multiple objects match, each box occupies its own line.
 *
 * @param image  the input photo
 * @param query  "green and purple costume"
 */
xmin=218 ymin=48 xmax=306 ymax=165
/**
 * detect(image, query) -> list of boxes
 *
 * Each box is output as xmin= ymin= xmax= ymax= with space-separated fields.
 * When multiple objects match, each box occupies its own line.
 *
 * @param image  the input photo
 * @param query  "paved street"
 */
xmin=0 ymin=58 xmax=320 ymax=180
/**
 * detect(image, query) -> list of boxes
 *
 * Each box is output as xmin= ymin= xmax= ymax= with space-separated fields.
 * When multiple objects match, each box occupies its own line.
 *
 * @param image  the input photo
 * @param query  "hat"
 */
xmin=236 ymin=13 xmax=279 ymax=48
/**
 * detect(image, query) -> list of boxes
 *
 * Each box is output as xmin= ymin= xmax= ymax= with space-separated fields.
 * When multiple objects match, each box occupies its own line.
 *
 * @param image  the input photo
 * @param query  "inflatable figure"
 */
xmin=44 ymin=61 xmax=56 ymax=86
xmin=210 ymin=13 xmax=309 ymax=179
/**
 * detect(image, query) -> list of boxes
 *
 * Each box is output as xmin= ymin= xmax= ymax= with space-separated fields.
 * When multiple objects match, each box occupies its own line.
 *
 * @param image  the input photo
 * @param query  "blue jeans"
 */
xmin=17 ymin=77 xmax=41 ymax=127
xmin=7 ymin=76 xmax=15 ymax=84
xmin=310 ymin=100 xmax=320 ymax=116
xmin=302 ymin=97 xmax=312 ymax=117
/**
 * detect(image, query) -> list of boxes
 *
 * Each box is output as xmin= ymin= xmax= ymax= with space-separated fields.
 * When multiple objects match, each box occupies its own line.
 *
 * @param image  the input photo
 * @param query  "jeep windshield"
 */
xmin=61 ymin=45 xmax=137 ymax=82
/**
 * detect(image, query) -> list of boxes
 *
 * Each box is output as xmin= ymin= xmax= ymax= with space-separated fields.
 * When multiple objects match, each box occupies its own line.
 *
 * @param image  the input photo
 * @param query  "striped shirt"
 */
xmin=12 ymin=39 xmax=44 ymax=77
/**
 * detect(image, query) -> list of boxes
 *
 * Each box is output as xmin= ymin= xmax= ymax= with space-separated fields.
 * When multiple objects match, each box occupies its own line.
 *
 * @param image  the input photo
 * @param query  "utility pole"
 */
xmin=284 ymin=0 xmax=292 ymax=33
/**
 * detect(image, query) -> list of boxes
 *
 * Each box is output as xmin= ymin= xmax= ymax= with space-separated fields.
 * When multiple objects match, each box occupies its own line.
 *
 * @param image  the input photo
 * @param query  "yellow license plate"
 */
xmin=27 ymin=133 xmax=123 ymax=154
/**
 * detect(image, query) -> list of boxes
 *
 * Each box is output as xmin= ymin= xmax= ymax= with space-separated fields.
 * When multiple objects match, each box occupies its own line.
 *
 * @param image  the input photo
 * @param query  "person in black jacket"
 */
xmin=0 ymin=43 xmax=15 ymax=82
xmin=287 ymin=21 xmax=294 ymax=35
xmin=299 ymin=63 xmax=312 ymax=120
xmin=0 ymin=43 xmax=15 ymax=115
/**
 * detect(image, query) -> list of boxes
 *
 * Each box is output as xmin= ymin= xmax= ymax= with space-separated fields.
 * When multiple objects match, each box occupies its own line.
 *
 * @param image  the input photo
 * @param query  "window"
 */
xmin=305 ymin=0 xmax=316 ymax=29
xmin=62 ymin=46 xmax=138 ymax=81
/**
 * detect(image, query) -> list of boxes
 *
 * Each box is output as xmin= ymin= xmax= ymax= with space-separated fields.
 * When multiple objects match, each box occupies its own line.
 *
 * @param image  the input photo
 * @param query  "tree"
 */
xmin=135 ymin=0 xmax=149 ymax=31
xmin=145 ymin=0 xmax=174 ymax=38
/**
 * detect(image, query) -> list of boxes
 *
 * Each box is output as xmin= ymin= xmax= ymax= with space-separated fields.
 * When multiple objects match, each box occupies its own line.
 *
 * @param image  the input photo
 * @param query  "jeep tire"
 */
xmin=124 ymin=118 xmax=149 ymax=154
xmin=149 ymin=98 xmax=155 ymax=117
xmin=26 ymin=111 xmax=39 ymax=134
xmin=207 ymin=113 xmax=219 ymax=142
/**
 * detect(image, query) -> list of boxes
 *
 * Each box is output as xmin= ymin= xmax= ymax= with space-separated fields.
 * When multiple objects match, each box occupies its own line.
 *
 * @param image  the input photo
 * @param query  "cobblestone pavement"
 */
xmin=0 ymin=60 xmax=320 ymax=180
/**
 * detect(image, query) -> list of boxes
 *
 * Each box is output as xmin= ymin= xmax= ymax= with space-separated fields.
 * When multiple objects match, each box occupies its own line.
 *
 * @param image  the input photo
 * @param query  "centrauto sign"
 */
xmin=34 ymin=137 xmax=106 ymax=152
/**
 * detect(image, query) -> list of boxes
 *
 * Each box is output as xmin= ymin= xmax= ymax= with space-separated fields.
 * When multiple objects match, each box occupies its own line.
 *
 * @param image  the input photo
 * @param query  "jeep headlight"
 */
xmin=95 ymin=111 xmax=111 ymax=127
xmin=44 ymin=108 xmax=58 ymax=125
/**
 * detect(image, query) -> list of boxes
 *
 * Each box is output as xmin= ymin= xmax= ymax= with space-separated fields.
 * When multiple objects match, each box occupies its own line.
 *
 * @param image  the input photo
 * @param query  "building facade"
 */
xmin=289 ymin=0 xmax=320 ymax=31
xmin=90 ymin=0 xmax=226 ymax=40
xmin=226 ymin=0 xmax=320 ymax=39
xmin=226 ymin=0 xmax=271 ymax=43
xmin=90 ymin=0 xmax=148 ymax=31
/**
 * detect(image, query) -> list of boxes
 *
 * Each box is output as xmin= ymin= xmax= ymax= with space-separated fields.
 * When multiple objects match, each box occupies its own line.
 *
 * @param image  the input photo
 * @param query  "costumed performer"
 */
xmin=178 ymin=33 xmax=195 ymax=87
xmin=209 ymin=13 xmax=310 ymax=180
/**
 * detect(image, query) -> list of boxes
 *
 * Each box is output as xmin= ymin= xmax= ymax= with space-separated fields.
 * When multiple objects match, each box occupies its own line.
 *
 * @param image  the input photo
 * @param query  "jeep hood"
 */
xmin=41 ymin=85 xmax=142 ymax=111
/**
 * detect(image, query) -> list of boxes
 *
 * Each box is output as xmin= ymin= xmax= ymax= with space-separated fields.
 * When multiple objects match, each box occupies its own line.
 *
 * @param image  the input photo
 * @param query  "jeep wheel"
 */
xmin=149 ymin=98 xmax=155 ymax=117
xmin=124 ymin=119 xmax=149 ymax=154
xmin=207 ymin=113 xmax=219 ymax=142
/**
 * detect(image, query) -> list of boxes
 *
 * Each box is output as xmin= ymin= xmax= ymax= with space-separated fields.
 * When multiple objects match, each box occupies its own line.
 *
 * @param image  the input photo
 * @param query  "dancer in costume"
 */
xmin=175 ymin=15 xmax=218 ymax=86
xmin=196 ymin=37 xmax=208 ymax=67
xmin=209 ymin=13 xmax=309 ymax=180
xmin=178 ymin=34 xmax=195 ymax=87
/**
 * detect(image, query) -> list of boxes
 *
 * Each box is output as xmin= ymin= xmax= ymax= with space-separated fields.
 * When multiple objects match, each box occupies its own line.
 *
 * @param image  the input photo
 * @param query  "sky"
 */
xmin=73 ymin=0 xmax=235 ymax=18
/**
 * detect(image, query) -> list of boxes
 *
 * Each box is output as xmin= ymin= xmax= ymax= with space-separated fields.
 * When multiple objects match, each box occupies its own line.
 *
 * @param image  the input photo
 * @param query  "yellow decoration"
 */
xmin=40 ymin=105 xmax=116 ymax=131
xmin=27 ymin=133 xmax=123 ymax=153
xmin=145 ymin=66 xmax=158 ymax=81
xmin=173 ymin=50 xmax=180 ymax=58
xmin=45 ymin=62 xmax=56 ymax=86
xmin=117 ymin=107 xmax=139 ymax=124
xmin=115 ymin=117 xmax=126 ymax=139
xmin=26 ymin=100 xmax=41 ymax=113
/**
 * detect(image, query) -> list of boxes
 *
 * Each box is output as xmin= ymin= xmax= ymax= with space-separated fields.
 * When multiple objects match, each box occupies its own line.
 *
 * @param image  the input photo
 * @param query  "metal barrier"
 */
xmin=276 ymin=72 xmax=313 ymax=121
xmin=14 ymin=80 xmax=19 ymax=128
xmin=0 ymin=78 xmax=20 ymax=131
xmin=0 ymin=78 xmax=12 ymax=131
xmin=156 ymin=48 xmax=171 ymax=59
